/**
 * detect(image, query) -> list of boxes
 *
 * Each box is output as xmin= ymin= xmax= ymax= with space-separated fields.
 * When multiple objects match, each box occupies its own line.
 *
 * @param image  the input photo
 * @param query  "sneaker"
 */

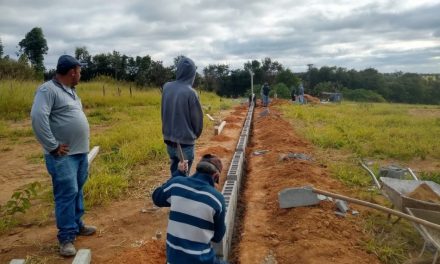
xmin=59 ymin=242 xmax=76 ymax=257
xmin=78 ymin=225 xmax=97 ymax=236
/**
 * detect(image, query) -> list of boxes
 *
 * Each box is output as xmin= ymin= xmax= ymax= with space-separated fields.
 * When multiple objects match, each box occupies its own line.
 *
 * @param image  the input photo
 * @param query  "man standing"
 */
xmin=298 ymin=82 xmax=305 ymax=104
xmin=152 ymin=154 xmax=227 ymax=264
xmin=31 ymin=55 xmax=96 ymax=257
xmin=161 ymin=56 xmax=203 ymax=175
xmin=262 ymin=82 xmax=270 ymax=107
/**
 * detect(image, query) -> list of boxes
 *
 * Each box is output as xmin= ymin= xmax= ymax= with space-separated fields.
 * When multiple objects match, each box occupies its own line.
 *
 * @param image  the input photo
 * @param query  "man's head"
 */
xmin=56 ymin=55 xmax=82 ymax=86
xmin=175 ymin=56 xmax=196 ymax=85
xmin=196 ymin=154 xmax=222 ymax=184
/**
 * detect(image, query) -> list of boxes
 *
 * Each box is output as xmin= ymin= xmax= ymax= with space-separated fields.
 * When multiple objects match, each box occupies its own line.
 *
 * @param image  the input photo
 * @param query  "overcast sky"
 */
xmin=1 ymin=0 xmax=439 ymax=73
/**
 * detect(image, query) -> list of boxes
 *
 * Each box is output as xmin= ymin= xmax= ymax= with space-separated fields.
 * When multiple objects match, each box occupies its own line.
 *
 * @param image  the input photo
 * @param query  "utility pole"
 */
xmin=307 ymin=64 xmax=313 ymax=91
xmin=249 ymin=70 xmax=254 ymax=106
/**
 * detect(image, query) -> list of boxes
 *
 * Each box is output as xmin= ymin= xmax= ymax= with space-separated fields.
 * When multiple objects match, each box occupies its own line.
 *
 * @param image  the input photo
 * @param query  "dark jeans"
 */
xmin=45 ymin=153 xmax=88 ymax=243
xmin=166 ymin=144 xmax=195 ymax=175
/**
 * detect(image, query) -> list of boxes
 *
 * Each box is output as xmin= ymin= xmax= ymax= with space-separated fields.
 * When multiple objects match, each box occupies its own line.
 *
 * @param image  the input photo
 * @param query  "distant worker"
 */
xmin=31 ymin=55 xmax=96 ymax=257
xmin=298 ymin=82 xmax=305 ymax=104
xmin=152 ymin=154 xmax=227 ymax=264
xmin=290 ymin=86 xmax=297 ymax=102
xmin=262 ymin=82 xmax=270 ymax=107
xmin=161 ymin=56 xmax=203 ymax=175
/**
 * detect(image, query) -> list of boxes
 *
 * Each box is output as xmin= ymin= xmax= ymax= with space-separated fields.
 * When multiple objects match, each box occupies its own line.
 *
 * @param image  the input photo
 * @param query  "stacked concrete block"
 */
xmin=236 ymin=134 xmax=248 ymax=152
xmin=226 ymin=151 xmax=245 ymax=189
xmin=214 ymin=103 xmax=254 ymax=261
xmin=213 ymin=180 xmax=238 ymax=260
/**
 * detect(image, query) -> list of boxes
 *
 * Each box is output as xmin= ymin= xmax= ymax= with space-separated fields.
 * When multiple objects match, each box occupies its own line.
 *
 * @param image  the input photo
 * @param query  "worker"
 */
xmin=161 ymin=56 xmax=203 ymax=175
xmin=152 ymin=154 xmax=228 ymax=264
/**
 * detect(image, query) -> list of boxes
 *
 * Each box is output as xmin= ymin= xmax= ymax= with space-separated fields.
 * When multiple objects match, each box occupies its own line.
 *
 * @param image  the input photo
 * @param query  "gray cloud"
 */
xmin=0 ymin=0 xmax=439 ymax=73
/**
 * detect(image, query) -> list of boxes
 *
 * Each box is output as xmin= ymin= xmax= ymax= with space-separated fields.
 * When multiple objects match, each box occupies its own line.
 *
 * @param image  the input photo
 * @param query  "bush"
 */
xmin=343 ymin=88 xmax=386 ymax=102
xmin=272 ymin=83 xmax=291 ymax=99
xmin=0 ymin=57 xmax=38 ymax=80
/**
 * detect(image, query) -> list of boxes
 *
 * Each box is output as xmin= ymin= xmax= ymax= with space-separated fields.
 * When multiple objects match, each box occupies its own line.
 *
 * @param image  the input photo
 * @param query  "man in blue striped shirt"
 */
xmin=152 ymin=154 xmax=227 ymax=264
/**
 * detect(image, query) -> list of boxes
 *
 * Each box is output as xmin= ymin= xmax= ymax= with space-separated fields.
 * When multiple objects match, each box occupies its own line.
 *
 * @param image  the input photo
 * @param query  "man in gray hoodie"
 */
xmin=31 ymin=55 xmax=96 ymax=257
xmin=161 ymin=56 xmax=203 ymax=175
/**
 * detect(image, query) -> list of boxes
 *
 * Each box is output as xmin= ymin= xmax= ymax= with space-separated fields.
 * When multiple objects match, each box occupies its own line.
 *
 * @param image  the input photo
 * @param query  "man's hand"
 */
xmin=51 ymin=144 xmax=69 ymax=156
xmin=178 ymin=160 xmax=188 ymax=174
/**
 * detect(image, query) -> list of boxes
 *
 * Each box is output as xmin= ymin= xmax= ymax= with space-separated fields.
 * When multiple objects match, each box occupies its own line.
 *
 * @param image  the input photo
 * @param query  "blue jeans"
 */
xmin=262 ymin=95 xmax=269 ymax=106
xmin=45 ymin=153 xmax=88 ymax=243
xmin=166 ymin=144 xmax=194 ymax=175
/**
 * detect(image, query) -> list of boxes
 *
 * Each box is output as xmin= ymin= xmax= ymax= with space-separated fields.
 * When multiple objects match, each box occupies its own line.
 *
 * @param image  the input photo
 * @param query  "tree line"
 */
xmin=1 ymin=27 xmax=439 ymax=104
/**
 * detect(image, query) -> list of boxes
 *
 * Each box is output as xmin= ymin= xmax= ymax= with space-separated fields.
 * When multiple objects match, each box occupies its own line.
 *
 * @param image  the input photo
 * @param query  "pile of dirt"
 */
xmin=234 ymin=107 xmax=380 ymax=263
xmin=212 ymin=134 xmax=232 ymax=142
xmin=223 ymin=116 xmax=242 ymax=123
xmin=107 ymin=240 xmax=166 ymax=264
xmin=226 ymin=123 xmax=241 ymax=129
xmin=200 ymin=146 xmax=232 ymax=157
xmin=407 ymin=183 xmax=440 ymax=203
xmin=304 ymin=94 xmax=320 ymax=104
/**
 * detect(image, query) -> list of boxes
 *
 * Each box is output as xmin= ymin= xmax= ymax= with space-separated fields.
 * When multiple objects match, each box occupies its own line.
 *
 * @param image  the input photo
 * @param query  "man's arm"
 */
xmin=152 ymin=161 xmax=187 ymax=207
xmin=152 ymin=180 xmax=172 ymax=207
xmin=211 ymin=198 xmax=226 ymax=243
xmin=30 ymin=87 xmax=59 ymax=153
xmin=189 ymin=93 xmax=203 ymax=138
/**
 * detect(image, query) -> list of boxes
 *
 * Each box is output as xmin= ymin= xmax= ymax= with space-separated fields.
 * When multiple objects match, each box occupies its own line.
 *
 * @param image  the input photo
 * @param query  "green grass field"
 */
xmin=0 ymin=79 xmax=233 ymax=231
xmin=281 ymin=101 xmax=440 ymax=263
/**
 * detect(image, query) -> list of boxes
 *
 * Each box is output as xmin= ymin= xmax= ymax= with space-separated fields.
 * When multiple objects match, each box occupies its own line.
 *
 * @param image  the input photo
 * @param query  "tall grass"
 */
xmin=0 ymin=80 xmax=37 ymax=120
xmin=0 ymin=78 xmax=233 ymax=220
xmin=281 ymin=102 xmax=440 ymax=161
xmin=280 ymin=102 xmax=439 ymax=263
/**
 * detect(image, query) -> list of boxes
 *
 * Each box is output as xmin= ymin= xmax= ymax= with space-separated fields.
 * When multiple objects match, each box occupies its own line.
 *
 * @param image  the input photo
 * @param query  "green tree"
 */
xmin=18 ymin=27 xmax=48 ymax=72
xmin=272 ymin=83 xmax=290 ymax=99
xmin=75 ymin=46 xmax=93 ymax=80
xmin=0 ymin=38 xmax=4 ymax=58
xmin=276 ymin=68 xmax=300 ymax=89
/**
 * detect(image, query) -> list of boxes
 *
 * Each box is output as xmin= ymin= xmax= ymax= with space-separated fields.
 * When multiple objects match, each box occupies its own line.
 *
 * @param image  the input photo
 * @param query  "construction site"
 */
xmin=2 ymin=97 xmax=440 ymax=264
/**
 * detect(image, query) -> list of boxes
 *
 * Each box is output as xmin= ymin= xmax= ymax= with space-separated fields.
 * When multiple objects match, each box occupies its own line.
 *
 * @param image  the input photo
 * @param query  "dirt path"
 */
xmin=0 ymin=137 xmax=48 ymax=204
xmin=233 ymin=102 xmax=380 ymax=263
xmin=0 ymin=102 xmax=382 ymax=263
xmin=0 ymin=105 xmax=248 ymax=264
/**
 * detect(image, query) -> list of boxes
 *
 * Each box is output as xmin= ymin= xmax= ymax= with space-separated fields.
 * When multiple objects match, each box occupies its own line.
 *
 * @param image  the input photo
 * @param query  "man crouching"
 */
xmin=152 ymin=154 xmax=228 ymax=264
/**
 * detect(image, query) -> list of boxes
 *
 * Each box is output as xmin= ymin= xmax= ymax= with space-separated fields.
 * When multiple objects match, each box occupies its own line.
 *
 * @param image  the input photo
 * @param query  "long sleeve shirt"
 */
xmin=152 ymin=172 xmax=226 ymax=264
xmin=31 ymin=79 xmax=89 ymax=155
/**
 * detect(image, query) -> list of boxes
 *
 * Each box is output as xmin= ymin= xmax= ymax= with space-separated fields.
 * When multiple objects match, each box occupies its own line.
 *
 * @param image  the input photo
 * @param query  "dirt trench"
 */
xmin=0 ymin=102 xmax=381 ymax=263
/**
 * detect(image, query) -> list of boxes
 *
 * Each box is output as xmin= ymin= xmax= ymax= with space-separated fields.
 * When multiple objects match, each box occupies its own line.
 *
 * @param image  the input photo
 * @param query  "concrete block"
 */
xmin=214 ymin=180 xmax=238 ymax=260
xmin=335 ymin=199 xmax=349 ymax=213
xmin=214 ymin=121 xmax=227 ymax=135
xmin=9 ymin=260 xmax=25 ymax=264
xmin=278 ymin=186 xmax=320 ymax=208
xmin=87 ymin=146 xmax=100 ymax=168
xmin=72 ymin=249 xmax=91 ymax=264
xmin=236 ymin=135 xmax=248 ymax=152
xmin=227 ymin=151 xmax=244 ymax=187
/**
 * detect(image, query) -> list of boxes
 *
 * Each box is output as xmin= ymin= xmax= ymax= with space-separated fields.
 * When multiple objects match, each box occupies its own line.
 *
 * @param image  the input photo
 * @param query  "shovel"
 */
xmin=279 ymin=186 xmax=440 ymax=231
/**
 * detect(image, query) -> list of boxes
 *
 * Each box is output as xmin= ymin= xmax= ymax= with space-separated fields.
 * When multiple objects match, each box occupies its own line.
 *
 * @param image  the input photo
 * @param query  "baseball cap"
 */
xmin=56 ymin=55 xmax=81 ymax=73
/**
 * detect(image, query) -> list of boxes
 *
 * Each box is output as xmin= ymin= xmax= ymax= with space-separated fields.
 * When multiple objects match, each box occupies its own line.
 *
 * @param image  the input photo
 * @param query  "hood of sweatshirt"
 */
xmin=176 ymin=57 xmax=196 ymax=85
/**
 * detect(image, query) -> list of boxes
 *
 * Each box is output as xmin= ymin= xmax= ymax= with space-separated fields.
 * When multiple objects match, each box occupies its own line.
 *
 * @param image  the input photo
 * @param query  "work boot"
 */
xmin=59 ymin=241 xmax=76 ymax=257
xmin=78 ymin=225 xmax=97 ymax=236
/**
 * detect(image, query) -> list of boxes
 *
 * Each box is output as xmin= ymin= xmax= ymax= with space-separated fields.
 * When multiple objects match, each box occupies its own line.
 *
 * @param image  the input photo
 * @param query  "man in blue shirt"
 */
xmin=31 ymin=55 xmax=96 ymax=257
xmin=152 ymin=154 xmax=227 ymax=264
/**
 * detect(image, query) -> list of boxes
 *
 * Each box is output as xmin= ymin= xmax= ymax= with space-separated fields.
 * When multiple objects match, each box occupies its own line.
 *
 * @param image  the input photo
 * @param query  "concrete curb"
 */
xmin=214 ymin=102 xmax=254 ymax=260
